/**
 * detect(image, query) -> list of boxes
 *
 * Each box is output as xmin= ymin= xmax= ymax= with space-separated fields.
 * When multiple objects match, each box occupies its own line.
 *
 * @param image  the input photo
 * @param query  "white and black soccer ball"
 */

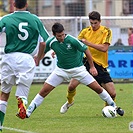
xmin=102 ymin=106 xmax=117 ymax=118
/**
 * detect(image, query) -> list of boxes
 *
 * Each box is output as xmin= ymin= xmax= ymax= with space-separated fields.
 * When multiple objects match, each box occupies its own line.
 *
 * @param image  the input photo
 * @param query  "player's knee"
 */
xmin=110 ymin=92 xmax=116 ymax=99
xmin=68 ymin=84 xmax=76 ymax=91
xmin=96 ymin=87 xmax=103 ymax=94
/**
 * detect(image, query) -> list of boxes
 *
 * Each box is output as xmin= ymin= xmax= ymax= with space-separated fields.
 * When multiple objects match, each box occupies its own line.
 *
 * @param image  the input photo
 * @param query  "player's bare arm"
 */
xmin=82 ymin=39 xmax=109 ymax=52
xmin=34 ymin=42 xmax=46 ymax=66
xmin=84 ymin=49 xmax=98 ymax=76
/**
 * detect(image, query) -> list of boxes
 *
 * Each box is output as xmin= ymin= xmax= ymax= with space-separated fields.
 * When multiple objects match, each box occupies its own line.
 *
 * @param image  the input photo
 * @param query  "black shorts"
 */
xmin=83 ymin=57 xmax=113 ymax=86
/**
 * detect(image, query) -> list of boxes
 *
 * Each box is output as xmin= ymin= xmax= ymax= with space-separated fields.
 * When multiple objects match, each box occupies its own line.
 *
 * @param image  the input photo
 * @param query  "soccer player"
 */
xmin=26 ymin=22 xmax=120 ymax=118
xmin=0 ymin=0 xmax=49 ymax=130
xmin=60 ymin=11 xmax=124 ymax=116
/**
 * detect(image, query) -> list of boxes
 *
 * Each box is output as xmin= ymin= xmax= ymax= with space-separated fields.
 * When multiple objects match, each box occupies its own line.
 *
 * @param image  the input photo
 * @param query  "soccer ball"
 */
xmin=102 ymin=106 xmax=117 ymax=118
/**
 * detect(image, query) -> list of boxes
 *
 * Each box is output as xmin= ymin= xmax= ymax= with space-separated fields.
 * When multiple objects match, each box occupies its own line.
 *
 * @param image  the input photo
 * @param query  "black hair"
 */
xmin=88 ymin=11 xmax=101 ymax=21
xmin=129 ymin=27 xmax=133 ymax=33
xmin=52 ymin=22 xmax=64 ymax=35
xmin=15 ymin=0 xmax=27 ymax=9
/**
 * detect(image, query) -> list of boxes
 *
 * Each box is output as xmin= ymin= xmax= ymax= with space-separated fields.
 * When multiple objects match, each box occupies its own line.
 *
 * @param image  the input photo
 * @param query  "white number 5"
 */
xmin=18 ymin=22 xmax=29 ymax=40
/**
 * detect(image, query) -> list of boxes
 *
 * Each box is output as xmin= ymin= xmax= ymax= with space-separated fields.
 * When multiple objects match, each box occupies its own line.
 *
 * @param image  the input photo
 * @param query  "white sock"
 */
xmin=0 ymin=100 xmax=7 ymax=113
xmin=30 ymin=93 xmax=44 ymax=107
xmin=99 ymin=89 xmax=116 ymax=107
xmin=26 ymin=94 xmax=44 ymax=117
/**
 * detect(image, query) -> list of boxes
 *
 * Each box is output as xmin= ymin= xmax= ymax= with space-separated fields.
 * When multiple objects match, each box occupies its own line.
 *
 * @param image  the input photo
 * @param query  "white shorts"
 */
xmin=45 ymin=66 xmax=95 ymax=87
xmin=1 ymin=52 xmax=35 ymax=93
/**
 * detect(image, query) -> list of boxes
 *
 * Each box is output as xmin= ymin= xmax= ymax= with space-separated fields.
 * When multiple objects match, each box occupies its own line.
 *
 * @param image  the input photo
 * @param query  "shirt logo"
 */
xmin=66 ymin=43 xmax=72 ymax=50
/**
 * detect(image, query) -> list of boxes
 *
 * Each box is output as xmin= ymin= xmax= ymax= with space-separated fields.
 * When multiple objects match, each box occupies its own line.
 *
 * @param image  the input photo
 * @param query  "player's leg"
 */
xmin=26 ymin=82 xmax=55 ymax=118
xmin=101 ymin=82 xmax=124 ymax=116
xmin=84 ymin=75 xmax=124 ymax=116
xmin=60 ymin=72 xmax=112 ymax=114
xmin=87 ymin=81 xmax=116 ymax=107
xmin=78 ymin=71 xmax=115 ymax=106
xmin=60 ymin=79 xmax=79 ymax=114
xmin=60 ymin=65 xmax=94 ymax=114
xmin=0 ymin=82 xmax=12 ymax=131
xmin=95 ymin=64 xmax=116 ymax=106
xmin=16 ymin=83 xmax=29 ymax=119
xmin=26 ymin=72 xmax=64 ymax=118
xmin=67 ymin=79 xmax=79 ymax=104
xmin=101 ymin=82 xmax=116 ymax=106
xmin=0 ymin=58 xmax=14 ymax=131
xmin=84 ymin=59 xmax=117 ymax=107
xmin=60 ymin=58 xmax=89 ymax=114
xmin=15 ymin=53 xmax=35 ymax=119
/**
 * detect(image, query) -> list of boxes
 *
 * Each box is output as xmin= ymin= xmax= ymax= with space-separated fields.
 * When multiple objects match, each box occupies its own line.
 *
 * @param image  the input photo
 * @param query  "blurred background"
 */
xmin=0 ymin=0 xmax=132 ymax=16
xmin=0 ymin=0 xmax=133 ymax=45
xmin=0 ymin=0 xmax=133 ymax=82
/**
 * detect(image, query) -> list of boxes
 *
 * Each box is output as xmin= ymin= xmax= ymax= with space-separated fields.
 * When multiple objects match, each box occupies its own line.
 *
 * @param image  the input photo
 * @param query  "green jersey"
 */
xmin=0 ymin=11 xmax=49 ymax=54
xmin=45 ymin=34 xmax=87 ymax=69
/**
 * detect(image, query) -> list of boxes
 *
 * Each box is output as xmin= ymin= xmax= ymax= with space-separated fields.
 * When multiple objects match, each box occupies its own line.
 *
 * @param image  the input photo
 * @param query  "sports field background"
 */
xmin=2 ymin=83 xmax=132 ymax=133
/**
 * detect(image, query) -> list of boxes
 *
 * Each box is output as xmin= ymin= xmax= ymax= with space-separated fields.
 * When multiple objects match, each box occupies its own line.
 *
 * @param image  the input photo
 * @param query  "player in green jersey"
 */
xmin=0 ymin=0 xmax=49 ymax=130
xmin=26 ymin=22 xmax=118 ymax=118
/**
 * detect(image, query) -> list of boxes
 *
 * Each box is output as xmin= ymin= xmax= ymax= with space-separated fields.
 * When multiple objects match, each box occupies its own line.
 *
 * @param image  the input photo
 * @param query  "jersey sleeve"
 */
xmin=78 ymin=28 xmax=88 ymax=40
xmin=0 ymin=17 xmax=5 ymax=33
xmin=76 ymin=40 xmax=88 ymax=52
xmin=103 ymin=27 xmax=112 ymax=45
xmin=35 ymin=17 xmax=50 ymax=42
xmin=38 ymin=35 xmax=44 ymax=42
xmin=69 ymin=35 xmax=87 ymax=52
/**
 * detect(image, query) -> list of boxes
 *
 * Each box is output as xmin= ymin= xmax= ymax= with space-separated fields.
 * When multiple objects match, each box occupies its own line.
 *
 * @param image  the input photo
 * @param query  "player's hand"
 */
xmin=51 ymin=51 xmax=56 ymax=58
xmin=89 ymin=66 xmax=98 ymax=76
xmin=81 ymin=39 xmax=90 ymax=46
xmin=34 ymin=56 xmax=40 ymax=66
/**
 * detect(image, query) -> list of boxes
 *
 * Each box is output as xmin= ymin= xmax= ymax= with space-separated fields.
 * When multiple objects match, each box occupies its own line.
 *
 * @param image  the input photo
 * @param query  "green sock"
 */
xmin=0 ymin=111 xmax=5 ymax=131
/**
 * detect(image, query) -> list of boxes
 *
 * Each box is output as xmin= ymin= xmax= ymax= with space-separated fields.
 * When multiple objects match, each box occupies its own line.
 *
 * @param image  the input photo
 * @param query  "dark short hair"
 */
xmin=88 ymin=11 xmax=101 ymax=21
xmin=15 ymin=0 xmax=27 ymax=9
xmin=129 ymin=27 xmax=133 ymax=33
xmin=52 ymin=22 xmax=64 ymax=35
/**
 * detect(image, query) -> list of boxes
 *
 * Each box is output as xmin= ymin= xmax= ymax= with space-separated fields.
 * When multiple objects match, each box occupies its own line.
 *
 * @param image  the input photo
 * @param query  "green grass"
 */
xmin=2 ymin=83 xmax=133 ymax=133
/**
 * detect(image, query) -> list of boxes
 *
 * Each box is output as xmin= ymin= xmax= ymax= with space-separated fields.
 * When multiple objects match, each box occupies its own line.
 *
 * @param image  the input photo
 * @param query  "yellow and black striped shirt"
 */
xmin=78 ymin=25 xmax=112 ymax=68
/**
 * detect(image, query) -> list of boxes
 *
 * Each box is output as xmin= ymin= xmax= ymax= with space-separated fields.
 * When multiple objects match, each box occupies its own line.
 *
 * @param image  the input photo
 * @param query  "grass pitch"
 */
xmin=2 ymin=83 xmax=133 ymax=133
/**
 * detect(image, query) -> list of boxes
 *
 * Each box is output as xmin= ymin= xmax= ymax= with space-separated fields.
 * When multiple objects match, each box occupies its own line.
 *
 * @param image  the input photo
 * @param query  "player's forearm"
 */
xmin=85 ymin=49 xmax=94 ymax=68
xmin=37 ymin=42 xmax=46 ymax=60
xmin=85 ymin=51 xmax=98 ymax=76
xmin=87 ymin=42 xmax=108 ymax=52
xmin=82 ymin=39 xmax=108 ymax=52
xmin=86 ymin=57 xmax=94 ymax=68
xmin=86 ymin=55 xmax=98 ymax=76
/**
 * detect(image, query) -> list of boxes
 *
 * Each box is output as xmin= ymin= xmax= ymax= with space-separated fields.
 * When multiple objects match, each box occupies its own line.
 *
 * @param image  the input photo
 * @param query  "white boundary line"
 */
xmin=3 ymin=126 xmax=37 ymax=133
